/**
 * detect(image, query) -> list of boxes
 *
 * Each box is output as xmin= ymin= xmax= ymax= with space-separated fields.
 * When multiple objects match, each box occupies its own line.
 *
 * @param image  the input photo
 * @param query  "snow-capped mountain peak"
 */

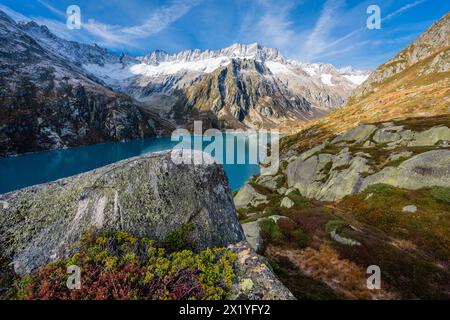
xmin=140 ymin=43 xmax=286 ymax=65
xmin=1 ymin=8 xmax=372 ymax=133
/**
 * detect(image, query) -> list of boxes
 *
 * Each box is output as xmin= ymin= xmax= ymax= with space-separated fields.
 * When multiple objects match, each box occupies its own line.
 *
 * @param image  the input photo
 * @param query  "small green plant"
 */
xmin=259 ymin=219 xmax=285 ymax=245
xmin=289 ymin=229 xmax=308 ymax=248
xmin=325 ymin=220 xmax=347 ymax=234
xmin=15 ymin=229 xmax=237 ymax=300
xmin=363 ymin=183 xmax=399 ymax=196
xmin=163 ymin=223 xmax=194 ymax=253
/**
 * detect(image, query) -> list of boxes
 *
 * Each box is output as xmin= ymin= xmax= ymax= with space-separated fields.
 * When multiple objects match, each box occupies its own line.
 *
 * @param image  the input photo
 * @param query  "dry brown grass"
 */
xmin=266 ymin=244 xmax=398 ymax=300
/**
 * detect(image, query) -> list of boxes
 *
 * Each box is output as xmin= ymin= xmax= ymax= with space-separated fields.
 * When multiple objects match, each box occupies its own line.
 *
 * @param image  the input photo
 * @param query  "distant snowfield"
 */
xmin=83 ymin=57 xmax=233 ymax=85
xmin=83 ymin=63 xmax=134 ymax=85
xmin=343 ymin=74 xmax=369 ymax=85
xmin=82 ymin=44 xmax=370 ymax=90
xmin=320 ymin=74 xmax=333 ymax=86
xmin=130 ymin=57 xmax=231 ymax=77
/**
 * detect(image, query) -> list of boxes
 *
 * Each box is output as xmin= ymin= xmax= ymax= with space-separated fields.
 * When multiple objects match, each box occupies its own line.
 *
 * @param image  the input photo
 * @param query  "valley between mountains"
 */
xmin=0 ymin=8 xmax=369 ymax=157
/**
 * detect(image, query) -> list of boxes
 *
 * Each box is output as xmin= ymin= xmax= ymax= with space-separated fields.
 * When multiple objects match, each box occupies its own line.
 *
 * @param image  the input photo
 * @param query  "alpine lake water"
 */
xmin=0 ymin=134 xmax=262 ymax=195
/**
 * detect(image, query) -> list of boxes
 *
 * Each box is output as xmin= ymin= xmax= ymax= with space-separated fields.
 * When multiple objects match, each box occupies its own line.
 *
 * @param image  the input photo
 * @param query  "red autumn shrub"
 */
xmin=16 ymin=229 xmax=237 ymax=300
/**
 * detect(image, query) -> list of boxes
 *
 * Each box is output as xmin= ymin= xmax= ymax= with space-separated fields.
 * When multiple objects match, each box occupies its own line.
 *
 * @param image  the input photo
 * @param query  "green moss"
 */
xmin=319 ymin=143 xmax=341 ymax=156
xmin=333 ymin=164 xmax=351 ymax=171
xmin=382 ymin=156 xmax=409 ymax=168
xmin=259 ymin=219 xmax=285 ymax=245
xmin=324 ymin=220 xmax=347 ymax=234
xmin=363 ymin=183 xmax=400 ymax=196
xmin=163 ymin=223 xmax=195 ymax=253
xmin=286 ymin=191 xmax=311 ymax=208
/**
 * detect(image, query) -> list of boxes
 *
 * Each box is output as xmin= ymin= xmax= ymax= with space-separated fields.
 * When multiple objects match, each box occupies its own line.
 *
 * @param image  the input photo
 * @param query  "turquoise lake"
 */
xmin=0 ymin=135 xmax=261 ymax=195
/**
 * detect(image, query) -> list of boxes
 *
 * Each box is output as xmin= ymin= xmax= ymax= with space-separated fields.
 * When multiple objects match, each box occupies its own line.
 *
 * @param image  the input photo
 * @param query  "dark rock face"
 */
xmin=0 ymin=151 xmax=245 ymax=274
xmin=0 ymin=10 xmax=170 ymax=157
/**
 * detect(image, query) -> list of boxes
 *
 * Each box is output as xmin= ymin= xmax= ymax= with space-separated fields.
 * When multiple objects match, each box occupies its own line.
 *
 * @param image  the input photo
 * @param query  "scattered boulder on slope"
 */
xmin=228 ymin=241 xmax=296 ymax=300
xmin=286 ymin=120 xmax=450 ymax=201
xmin=362 ymin=149 xmax=450 ymax=190
xmin=234 ymin=183 xmax=268 ymax=209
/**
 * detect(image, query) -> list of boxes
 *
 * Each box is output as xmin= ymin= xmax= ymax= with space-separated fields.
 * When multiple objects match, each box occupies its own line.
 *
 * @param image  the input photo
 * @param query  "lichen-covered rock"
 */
xmin=228 ymin=241 xmax=295 ymax=300
xmin=331 ymin=124 xmax=377 ymax=144
xmin=408 ymin=126 xmax=450 ymax=147
xmin=280 ymin=197 xmax=295 ymax=208
xmin=286 ymin=121 xmax=450 ymax=201
xmin=255 ymin=174 xmax=283 ymax=191
xmin=242 ymin=221 xmax=264 ymax=253
xmin=242 ymin=215 xmax=285 ymax=253
xmin=233 ymin=183 xmax=268 ymax=209
xmin=373 ymin=128 xmax=402 ymax=144
xmin=0 ymin=150 xmax=245 ymax=274
xmin=362 ymin=150 xmax=450 ymax=191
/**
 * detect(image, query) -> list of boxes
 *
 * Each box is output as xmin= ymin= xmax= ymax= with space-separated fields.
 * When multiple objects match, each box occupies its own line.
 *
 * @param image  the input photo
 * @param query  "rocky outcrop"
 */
xmin=353 ymin=12 xmax=450 ymax=99
xmin=286 ymin=121 xmax=450 ymax=201
xmin=0 ymin=151 xmax=245 ymax=274
xmin=362 ymin=149 xmax=450 ymax=190
xmin=228 ymin=241 xmax=295 ymax=300
xmin=0 ymin=150 xmax=295 ymax=300
xmin=242 ymin=216 xmax=284 ymax=253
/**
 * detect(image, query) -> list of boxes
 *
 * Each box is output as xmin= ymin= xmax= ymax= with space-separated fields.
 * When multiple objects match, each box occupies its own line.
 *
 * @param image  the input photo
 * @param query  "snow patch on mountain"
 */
xmin=320 ymin=74 xmax=334 ymax=86
xmin=265 ymin=61 xmax=294 ymax=75
xmin=130 ymin=57 xmax=231 ymax=77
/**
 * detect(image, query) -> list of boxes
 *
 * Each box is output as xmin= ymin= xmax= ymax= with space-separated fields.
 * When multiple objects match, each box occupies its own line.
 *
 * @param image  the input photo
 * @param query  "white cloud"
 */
xmin=82 ymin=0 xmax=203 ymax=47
xmin=384 ymin=0 xmax=426 ymax=21
xmin=37 ymin=0 xmax=66 ymax=18
xmin=304 ymin=0 xmax=344 ymax=60
xmin=1 ymin=0 xmax=202 ymax=48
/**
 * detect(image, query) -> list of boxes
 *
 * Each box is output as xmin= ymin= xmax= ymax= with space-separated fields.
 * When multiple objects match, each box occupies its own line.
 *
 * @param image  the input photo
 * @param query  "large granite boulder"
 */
xmin=331 ymin=124 xmax=377 ymax=144
xmin=0 ymin=150 xmax=245 ymax=274
xmin=361 ymin=150 xmax=450 ymax=190
xmin=228 ymin=241 xmax=296 ymax=300
xmin=233 ymin=183 xmax=268 ymax=209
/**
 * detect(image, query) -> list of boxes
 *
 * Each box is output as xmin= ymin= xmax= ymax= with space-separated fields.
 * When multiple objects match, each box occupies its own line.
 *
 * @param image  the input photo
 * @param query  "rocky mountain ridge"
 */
xmin=0 ymin=8 xmax=371 ymax=155
xmin=12 ymin=10 xmax=369 ymax=127
xmin=0 ymin=10 xmax=174 ymax=157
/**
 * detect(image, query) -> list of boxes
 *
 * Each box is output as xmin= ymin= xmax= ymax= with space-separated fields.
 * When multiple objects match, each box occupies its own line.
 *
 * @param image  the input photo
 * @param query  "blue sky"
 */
xmin=0 ymin=0 xmax=448 ymax=69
